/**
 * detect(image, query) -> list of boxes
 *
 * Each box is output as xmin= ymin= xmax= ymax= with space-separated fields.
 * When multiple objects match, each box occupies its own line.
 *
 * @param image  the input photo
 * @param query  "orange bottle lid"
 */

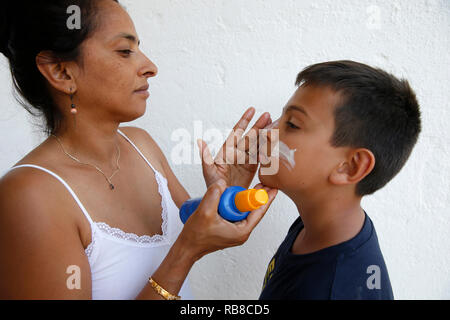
xmin=234 ymin=188 xmax=269 ymax=212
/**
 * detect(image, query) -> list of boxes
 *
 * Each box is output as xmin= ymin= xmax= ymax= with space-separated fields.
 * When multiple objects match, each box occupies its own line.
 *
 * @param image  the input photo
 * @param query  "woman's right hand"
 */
xmin=139 ymin=179 xmax=277 ymax=299
xmin=178 ymin=179 xmax=278 ymax=261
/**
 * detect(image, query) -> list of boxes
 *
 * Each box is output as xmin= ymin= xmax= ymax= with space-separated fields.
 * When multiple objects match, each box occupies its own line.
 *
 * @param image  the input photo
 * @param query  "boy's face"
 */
xmin=259 ymin=84 xmax=349 ymax=197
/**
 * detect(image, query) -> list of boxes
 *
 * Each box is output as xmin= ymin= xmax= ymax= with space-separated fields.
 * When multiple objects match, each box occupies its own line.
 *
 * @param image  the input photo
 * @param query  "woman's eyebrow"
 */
xmin=111 ymin=32 xmax=141 ymax=45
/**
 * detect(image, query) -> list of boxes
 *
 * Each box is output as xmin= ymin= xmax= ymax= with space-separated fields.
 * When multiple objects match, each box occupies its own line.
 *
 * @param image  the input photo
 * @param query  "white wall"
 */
xmin=1 ymin=0 xmax=449 ymax=299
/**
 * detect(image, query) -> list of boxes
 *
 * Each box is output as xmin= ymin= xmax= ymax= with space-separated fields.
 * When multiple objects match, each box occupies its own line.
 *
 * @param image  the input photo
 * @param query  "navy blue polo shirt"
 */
xmin=259 ymin=212 xmax=394 ymax=300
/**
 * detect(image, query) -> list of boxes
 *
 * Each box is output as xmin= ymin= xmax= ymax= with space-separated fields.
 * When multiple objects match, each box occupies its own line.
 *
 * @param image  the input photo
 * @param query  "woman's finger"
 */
xmin=197 ymin=139 xmax=215 ymax=166
xmin=236 ymin=112 xmax=271 ymax=157
xmin=241 ymin=188 xmax=278 ymax=233
xmin=226 ymin=107 xmax=256 ymax=146
xmin=231 ymin=107 xmax=255 ymax=133
xmin=196 ymin=179 xmax=227 ymax=218
xmin=217 ymin=111 xmax=272 ymax=166
xmin=215 ymin=107 xmax=256 ymax=163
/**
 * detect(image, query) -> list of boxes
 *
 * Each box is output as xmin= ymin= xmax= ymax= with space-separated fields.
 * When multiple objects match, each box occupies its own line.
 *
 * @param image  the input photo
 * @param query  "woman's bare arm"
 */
xmin=0 ymin=169 xmax=92 ymax=299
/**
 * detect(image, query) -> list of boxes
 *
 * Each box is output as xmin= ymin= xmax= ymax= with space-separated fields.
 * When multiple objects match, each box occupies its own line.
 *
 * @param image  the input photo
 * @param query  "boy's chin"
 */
xmin=258 ymin=166 xmax=280 ymax=189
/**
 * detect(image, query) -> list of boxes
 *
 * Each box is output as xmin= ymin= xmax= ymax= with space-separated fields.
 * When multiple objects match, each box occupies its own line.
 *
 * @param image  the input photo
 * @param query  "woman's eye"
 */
xmin=118 ymin=49 xmax=133 ymax=56
xmin=285 ymin=120 xmax=300 ymax=129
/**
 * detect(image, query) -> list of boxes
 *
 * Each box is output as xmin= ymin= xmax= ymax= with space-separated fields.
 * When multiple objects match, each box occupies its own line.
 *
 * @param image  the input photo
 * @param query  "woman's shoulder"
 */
xmin=1 ymin=136 xmax=61 ymax=186
xmin=119 ymin=126 xmax=159 ymax=150
xmin=0 ymin=160 xmax=80 ymax=239
xmin=1 ymin=156 xmax=56 ymax=193
xmin=0 ymin=159 xmax=92 ymax=299
xmin=0 ymin=148 xmax=88 ymax=247
xmin=0 ymin=158 xmax=70 ymax=212
xmin=0 ymin=136 xmax=78 ymax=217
xmin=119 ymin=126 xmax=167 ymax=176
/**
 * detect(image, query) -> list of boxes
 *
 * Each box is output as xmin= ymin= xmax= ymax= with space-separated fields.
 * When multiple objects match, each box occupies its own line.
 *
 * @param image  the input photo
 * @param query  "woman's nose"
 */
xmin=139 ymin=53 xmax=158 ymax=78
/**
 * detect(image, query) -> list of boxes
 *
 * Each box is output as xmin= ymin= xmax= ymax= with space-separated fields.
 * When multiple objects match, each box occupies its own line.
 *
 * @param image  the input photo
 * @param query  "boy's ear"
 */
xmin=36 ymin=51 xmax=77 ymax=95
xmin=329 ymin=148 xmax=375 ymax=187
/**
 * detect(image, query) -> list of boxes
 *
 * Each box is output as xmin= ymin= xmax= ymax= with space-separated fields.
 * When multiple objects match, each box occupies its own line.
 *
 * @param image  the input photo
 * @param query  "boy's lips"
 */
xmin=258 ymin=149 xmax=271 ymax=166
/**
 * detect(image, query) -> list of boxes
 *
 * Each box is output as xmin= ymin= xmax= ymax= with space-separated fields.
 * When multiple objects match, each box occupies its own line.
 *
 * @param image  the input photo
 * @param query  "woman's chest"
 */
xmin=79 ymin=166 xmax=166 ymax=235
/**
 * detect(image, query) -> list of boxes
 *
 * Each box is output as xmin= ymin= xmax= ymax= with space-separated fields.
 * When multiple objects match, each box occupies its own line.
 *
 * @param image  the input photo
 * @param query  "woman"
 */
xmin=0 ymin=0 xmax=277 ymax=299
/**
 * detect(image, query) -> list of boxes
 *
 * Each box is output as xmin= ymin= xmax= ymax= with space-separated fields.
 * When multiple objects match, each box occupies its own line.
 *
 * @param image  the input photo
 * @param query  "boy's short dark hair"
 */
xmin=295 ymin=60 xmax=421 ymax=196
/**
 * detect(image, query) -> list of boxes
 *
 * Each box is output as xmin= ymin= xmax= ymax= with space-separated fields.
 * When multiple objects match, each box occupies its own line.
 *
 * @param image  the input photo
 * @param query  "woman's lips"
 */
xmin=134 ymin=90 xmax=149 ymax=96
xmin=134 ymin=87 xmax=150 ymax=98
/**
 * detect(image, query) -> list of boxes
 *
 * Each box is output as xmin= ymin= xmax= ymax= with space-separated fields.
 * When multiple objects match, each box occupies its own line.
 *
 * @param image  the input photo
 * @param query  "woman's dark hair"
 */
xmin=296 ymin=60 xmax=421 ymax=196
xmin=0 ymin=0 xmax=118 ymax=136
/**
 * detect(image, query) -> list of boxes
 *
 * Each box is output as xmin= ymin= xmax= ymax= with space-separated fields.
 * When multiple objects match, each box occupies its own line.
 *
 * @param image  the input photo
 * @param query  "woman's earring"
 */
xmin=70 ymin=88 xmax=77 ymax=128
xmin=70 ymin=89 xmax=77 ymax=115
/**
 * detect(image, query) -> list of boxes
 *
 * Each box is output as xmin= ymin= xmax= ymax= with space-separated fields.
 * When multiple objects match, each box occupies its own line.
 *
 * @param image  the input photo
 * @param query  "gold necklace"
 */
xmin=51 ymin=134 xmax=121 ymax=190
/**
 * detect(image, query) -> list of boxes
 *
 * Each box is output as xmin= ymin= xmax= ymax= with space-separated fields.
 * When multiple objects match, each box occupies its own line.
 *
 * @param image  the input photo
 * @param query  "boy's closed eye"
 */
xmin=286 ymin=119 xmax=301 ymax=130
xmin=282 ymin=105 xmax=309 ymax=130
xmin=285 ymin=114 xmax=303 ymax=130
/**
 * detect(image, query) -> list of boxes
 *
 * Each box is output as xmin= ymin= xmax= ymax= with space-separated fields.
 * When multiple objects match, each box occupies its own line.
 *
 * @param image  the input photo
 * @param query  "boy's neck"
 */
xmin=289 ymin=189 xmax=365 ymax=255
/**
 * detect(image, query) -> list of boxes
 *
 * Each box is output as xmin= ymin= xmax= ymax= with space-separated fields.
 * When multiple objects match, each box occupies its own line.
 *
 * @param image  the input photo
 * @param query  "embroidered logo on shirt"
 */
xmin=262 ymin=257 xmax=276 ymax=290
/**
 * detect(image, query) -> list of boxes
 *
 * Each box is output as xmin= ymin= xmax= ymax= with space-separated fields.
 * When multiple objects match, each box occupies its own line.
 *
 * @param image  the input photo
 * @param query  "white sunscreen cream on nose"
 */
xmin=260 ymin=119 xmax=297 ymax=171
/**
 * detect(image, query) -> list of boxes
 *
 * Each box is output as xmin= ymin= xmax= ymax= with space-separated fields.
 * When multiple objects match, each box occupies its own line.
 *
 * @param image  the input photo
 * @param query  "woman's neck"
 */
xmin=52 ymin=117 xmax=122 ymax=168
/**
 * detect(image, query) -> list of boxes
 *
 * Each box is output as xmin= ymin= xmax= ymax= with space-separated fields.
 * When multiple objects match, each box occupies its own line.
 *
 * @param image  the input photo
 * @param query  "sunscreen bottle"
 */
xmin=179 ymin=186 xmax=269 ymax=224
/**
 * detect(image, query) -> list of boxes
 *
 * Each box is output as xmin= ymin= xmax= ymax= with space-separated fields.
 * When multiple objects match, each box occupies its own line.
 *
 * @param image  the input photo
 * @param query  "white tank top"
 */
xmin=1 ymin=129 xmax=193 ymax=299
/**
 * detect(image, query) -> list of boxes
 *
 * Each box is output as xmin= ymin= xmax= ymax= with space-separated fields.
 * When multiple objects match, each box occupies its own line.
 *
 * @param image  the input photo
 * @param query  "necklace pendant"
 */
xmin=109 ymin=183 xmax=114 ymax=190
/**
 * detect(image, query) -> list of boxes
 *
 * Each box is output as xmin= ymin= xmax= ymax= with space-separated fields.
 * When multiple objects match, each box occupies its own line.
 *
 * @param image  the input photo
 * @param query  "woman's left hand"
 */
xmin=197 ymin=107 xmax=272 ymax=189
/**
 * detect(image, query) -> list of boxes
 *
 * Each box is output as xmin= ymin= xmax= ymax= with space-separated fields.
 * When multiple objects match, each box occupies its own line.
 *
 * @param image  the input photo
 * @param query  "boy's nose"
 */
xmin=259 ymin=118 xmax=280 ymax=160
xmin=264 ymin=118 xmax=280 ymax=143
xmin=264 ymin=118 xmax=280 ymax=130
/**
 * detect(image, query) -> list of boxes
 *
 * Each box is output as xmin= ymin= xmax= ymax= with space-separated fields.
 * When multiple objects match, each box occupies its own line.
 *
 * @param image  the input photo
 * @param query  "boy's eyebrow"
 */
xmin=111 ymin=32 xmax=141 ymax=46
xmin=284 ymin=105 xmax=310 ymax=118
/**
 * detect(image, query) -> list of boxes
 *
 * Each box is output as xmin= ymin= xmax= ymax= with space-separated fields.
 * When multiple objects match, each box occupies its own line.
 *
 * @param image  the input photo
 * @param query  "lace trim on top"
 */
xmin=85 ymin=228 xmax=96 ymax=258
xmin=85 ymin=171 xmax=170 ymax=248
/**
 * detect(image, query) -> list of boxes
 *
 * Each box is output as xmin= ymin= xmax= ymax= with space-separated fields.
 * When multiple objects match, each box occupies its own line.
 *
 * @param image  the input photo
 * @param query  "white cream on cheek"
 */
xmin=273 ymin=140 xmax=297 ymax=171
xmin=261 ymin=118 xmax=297 ymax=171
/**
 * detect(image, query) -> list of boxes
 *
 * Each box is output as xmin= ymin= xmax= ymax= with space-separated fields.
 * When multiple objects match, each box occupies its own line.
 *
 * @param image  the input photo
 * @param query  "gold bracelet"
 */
xmin=148 ymin=277 xmax=181 ymax=300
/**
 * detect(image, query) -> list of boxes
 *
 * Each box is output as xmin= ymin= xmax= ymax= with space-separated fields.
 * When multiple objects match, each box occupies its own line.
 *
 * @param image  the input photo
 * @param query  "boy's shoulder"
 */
xmin=330 ymin=215 xmax=394 ymax=299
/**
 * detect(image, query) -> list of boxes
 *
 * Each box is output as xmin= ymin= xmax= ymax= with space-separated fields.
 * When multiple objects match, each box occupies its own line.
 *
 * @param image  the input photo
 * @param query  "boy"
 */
xmin=258 ymin=60 xmax=421 ymax=299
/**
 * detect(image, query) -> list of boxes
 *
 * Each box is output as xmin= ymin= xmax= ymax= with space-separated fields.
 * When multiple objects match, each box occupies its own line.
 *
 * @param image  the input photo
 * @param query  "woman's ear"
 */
xmin=36 ymin=51 xmax=77 ymax=94
xmin=329 ymin=148 xmax=375 ymax=186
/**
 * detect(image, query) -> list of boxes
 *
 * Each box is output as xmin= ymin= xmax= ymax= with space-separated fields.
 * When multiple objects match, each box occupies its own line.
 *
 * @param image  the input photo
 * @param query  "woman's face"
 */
xmin=73 ymin=0 xmax=157 ymax=123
